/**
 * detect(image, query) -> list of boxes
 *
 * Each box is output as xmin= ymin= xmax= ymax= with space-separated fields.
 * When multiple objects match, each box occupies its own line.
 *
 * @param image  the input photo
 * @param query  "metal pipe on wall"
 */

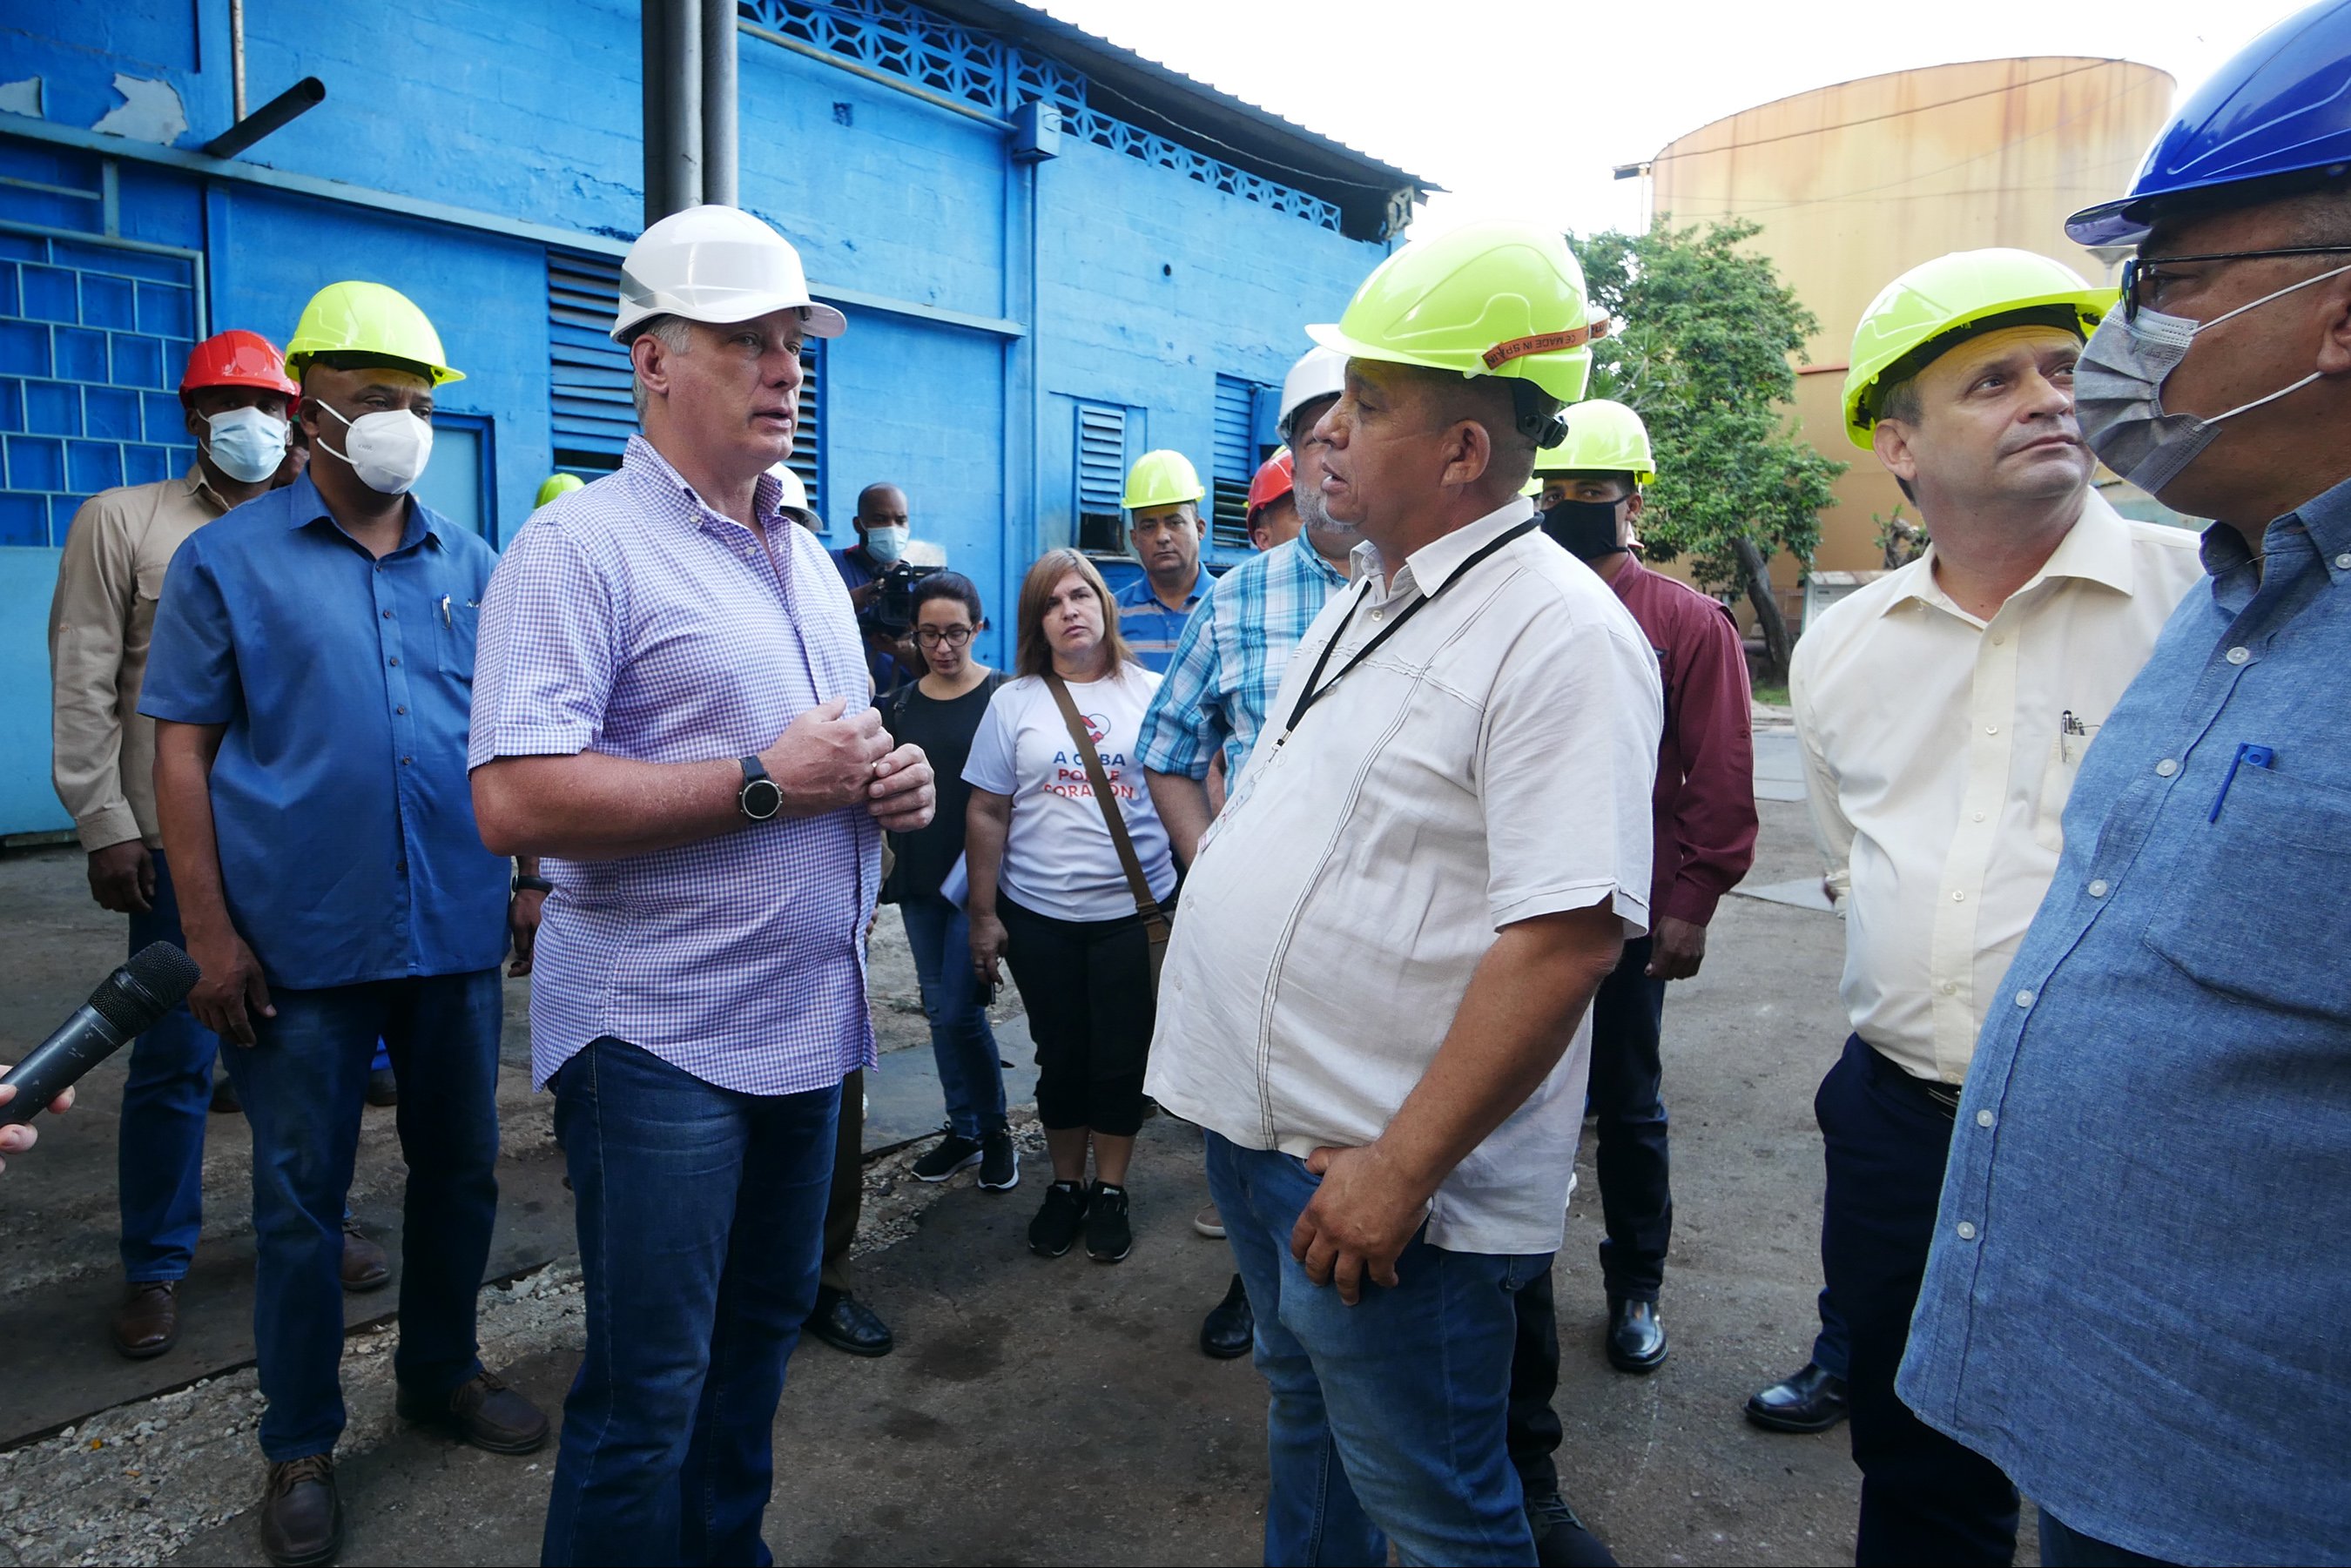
xmin=700 ymin=0 xmax=738 ymax=208
xmin=230 ymin=0 xmax=247 ymax=121
xmin=642 ymin=0 xmax=704 ymax=225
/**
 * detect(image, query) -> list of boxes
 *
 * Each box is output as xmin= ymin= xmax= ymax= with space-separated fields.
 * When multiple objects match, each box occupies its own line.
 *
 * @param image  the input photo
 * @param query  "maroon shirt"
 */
xmin=1606 ymin=555 xmax=1757 ymax=927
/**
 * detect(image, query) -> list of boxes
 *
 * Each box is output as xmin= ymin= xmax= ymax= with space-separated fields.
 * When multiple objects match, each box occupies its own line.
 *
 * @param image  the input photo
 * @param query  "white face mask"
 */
xmin=201 ymin=406 xmax=289 ymax=485
xmin=2076 ymin=261 xmax=2351 ymax=497
xmin=863 ymin=525 xmax=909 ymax=564
xmin=314 ymin=400 xmax=434 ymax=495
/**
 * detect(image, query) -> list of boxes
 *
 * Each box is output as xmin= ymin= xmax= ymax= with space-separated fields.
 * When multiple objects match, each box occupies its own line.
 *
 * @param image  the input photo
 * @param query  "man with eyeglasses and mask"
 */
xmin=142 ymin=284 xmax=546 ymax=1566
xmin=1779 ymin=246 xmax=2207 ymax=1567
xmin=1897 ymin=7 xmax=2351 ymax=1564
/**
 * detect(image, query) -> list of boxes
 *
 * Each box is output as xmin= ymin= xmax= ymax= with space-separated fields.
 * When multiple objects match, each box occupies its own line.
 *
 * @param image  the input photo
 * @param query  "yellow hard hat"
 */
xmin=1122 ymin=449 xmax=1205 ymax=511
xmin=1841 ymin=249 xmax=2111 ymax=448
xmin=535 ymin=473 xmax=584 ymax=508
xmin=283 ymin=281 xmax=464 ymax=386
xmin=1533 ymin=400 xmax=1654 ymax=484
xmin=1308 ymin=219 xmax=1604 ymax=407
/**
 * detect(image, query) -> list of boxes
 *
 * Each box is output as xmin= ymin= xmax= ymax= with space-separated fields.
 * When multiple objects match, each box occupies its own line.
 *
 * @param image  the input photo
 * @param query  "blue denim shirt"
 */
xmin=1899 ymin=476 xmax=2351 ymax=1565
xmin=139 ymin=474 xmax=510 ymax=989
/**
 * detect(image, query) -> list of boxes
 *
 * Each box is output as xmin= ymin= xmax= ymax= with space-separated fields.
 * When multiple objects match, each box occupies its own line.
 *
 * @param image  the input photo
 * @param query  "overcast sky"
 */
xmin=1030 ymin=0 xmax=2308 ymax=239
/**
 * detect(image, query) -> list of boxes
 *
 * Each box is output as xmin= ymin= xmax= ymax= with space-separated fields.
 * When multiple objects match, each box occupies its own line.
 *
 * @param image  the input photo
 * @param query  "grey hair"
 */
xmin=630 ymin=316 xmax=696 ymax=417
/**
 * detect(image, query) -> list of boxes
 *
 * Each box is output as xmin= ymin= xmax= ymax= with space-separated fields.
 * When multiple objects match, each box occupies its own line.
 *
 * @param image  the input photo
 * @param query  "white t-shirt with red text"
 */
xmin=963 ymin=666 xmax=1179 ymax=924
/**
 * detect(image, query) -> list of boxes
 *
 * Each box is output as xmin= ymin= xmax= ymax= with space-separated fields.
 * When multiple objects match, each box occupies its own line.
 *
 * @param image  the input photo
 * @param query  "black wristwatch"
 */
xmin=512 ymin=872 xmax=555 ymax=895
xmin=738 ymin=755 xmax=782 ymax=822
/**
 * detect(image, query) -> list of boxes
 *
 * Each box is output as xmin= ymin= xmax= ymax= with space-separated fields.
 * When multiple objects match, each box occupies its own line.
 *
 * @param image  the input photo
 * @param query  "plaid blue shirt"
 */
xmin=1137 ymin=536 xmax=1351 ymax=783
xmin=469 ymin=436 xmax=879 ymax=1095
xmin=1113 ymin=564 xmax=1209 ymax=673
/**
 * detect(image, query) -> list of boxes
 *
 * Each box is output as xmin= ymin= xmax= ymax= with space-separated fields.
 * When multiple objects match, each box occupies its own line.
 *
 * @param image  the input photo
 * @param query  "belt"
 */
xmin=1865 ymin=1044 xmax=1961 ymax=1119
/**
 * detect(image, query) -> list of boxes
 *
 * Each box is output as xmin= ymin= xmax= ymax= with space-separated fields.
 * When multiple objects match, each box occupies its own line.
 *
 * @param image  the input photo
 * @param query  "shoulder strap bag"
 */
xmin=1041 ymin=671 xmax=1172 ymax=1000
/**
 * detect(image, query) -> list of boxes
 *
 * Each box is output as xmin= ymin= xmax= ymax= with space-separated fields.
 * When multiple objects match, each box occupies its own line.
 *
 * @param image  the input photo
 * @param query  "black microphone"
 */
xmin=0 ymin=943 xmax=201 ymax=1127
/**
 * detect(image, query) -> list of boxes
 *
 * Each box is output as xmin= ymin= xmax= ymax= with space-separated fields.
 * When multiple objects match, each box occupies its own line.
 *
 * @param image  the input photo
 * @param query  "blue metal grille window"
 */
xmin=1074 ymin=400 xmax=1128 ymax=555
xmin=738 ymin=0 xmax=1343 ymax=231
xmin=547 ymin=247 xmax=825 ymax=519
xmin=0 ymin=232 xmax=199 ymax=548
xmin=1209 ymin=373 xmax=1263 ymax=551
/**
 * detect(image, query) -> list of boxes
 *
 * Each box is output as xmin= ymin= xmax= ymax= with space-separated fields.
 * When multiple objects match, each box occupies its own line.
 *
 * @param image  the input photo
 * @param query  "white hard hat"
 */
xmin=765 ymin=461 xmax=820 ymax=525
xmin=611 ymin=205 xmax=848 ymax=342
xmin=1277 ymin=344 xmax=1347 ymax=441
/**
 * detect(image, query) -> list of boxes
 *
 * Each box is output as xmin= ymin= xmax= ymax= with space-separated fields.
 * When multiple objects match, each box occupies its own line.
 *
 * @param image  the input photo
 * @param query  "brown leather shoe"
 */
xmin=111 ymin=1281 xmax=180 ymax=1360
xmin=339 ymin=1218 xmax=389 ymax=1294
xmin=396 ymin=1369 xmax=549 ymax=1455
xmin=257 ymin=1453 xmax=341 ymax=1567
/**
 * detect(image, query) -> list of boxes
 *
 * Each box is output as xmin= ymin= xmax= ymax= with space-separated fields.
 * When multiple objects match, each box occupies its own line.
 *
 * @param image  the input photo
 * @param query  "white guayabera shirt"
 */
xmin=1146 ymin=498 xmax=1663 ymax=1257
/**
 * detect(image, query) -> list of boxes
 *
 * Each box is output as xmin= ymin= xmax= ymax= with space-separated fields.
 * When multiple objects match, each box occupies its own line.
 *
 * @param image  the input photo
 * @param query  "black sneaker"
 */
xmin=1084 ymin=1181 xmax=1132 ymax=1263
xmin=1028 ymin=1180 xmax=1088 ymax=1257
xmin=978 ymin=1127 xmax=1020 ymax=1191
xmin=912 ymin=1132 xmax=983 ymax=1183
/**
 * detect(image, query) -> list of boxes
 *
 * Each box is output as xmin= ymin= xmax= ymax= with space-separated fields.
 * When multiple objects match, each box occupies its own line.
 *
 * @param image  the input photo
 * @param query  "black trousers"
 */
xmin=818 ymin=1067 xmax=862 ymax=1295
xmin=996 ymin=893 xmax=1155 ymax=1137
xmin=1502 ymin=935 xmax=1673 ymax=1500
xmin=1818 ymin=1034 xmax=2018 ymax=1567
xmin=1590 ymin=934 xmax=1671 ymax=1302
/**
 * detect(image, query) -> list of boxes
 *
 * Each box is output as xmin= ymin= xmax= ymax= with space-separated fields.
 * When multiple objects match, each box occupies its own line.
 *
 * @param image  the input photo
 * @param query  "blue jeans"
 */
xmin=898 ymin=894 xmax=1003 ymax=1140
xmin=541 ymin=1037 xmax=839 ymax=1567
xmin=119 ymin=848 xmax=221 ymax=1282
xmin=1206 ymin=1133 xmax=1546 ymax=1567
xmin=223 ymin=968 xmax=502 ymax=1460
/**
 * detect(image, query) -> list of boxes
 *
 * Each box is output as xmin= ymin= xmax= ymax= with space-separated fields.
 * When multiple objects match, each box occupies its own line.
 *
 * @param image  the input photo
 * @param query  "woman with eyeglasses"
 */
xmin=882 ymin=573 xmax=1018 ymax=1193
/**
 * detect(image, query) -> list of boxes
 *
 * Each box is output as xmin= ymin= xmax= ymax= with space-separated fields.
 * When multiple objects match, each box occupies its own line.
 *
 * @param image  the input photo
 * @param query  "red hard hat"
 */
xmin=179 ymin=329 xmax=300 ymax=403
xmin=1246 ymin=448 xmax=1295 ymax=519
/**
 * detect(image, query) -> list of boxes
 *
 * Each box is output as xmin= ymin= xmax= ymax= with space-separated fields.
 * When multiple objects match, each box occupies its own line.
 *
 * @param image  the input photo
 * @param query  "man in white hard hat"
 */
xmin=468 ymin=205 xmax=935 ymax=1566
xmin=1138 ymin=343 xmax=1353 ymax=1363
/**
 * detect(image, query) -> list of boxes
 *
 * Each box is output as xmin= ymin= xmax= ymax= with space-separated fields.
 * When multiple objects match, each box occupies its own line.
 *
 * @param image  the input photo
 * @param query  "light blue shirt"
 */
xmin=1899 ymin=477 xmax=2351 ymax=1565
xmin=1113 ymin=564 xmax=1209 ymax=673
xmin=139 ymin=474 xmax=509 ymax=988
xmin=1136 ymin=535 xmax=1348 ymax=782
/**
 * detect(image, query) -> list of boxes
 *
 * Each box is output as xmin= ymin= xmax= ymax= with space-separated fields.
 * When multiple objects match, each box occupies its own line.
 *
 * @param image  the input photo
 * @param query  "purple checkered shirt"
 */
xmin=469 ymin=435 xmax=879 ymax=1095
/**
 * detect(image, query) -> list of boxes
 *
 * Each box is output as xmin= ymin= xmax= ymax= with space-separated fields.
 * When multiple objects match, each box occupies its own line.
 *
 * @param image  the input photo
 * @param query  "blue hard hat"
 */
xmin=2067 ymin=0 xmax=2351 ymax=246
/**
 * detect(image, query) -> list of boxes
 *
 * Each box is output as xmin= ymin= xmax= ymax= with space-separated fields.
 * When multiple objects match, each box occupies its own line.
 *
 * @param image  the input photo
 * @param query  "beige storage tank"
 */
xmin=1644 ymin=57 xmax=2177 ymax=592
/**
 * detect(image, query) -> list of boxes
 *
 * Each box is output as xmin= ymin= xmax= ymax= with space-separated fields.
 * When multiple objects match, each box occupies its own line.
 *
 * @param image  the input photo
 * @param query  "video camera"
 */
xmin=870 ymin=540 xmax=949 ymax=638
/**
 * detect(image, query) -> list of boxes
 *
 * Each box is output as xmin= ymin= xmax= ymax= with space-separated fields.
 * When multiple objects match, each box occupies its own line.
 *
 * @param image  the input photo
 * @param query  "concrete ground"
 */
xmin=0 ymin=770 xmax=2046 ymax=1566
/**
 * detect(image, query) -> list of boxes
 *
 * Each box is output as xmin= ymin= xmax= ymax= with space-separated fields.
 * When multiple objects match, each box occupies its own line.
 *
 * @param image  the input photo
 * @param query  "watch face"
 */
xmin=743 ymin=777 xmax=783 ymax=821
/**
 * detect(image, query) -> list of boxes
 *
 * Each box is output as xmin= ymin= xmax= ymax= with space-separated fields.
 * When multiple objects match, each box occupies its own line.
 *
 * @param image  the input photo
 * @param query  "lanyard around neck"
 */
xmin=1275 ymin=517 xmax=1542 ymax=747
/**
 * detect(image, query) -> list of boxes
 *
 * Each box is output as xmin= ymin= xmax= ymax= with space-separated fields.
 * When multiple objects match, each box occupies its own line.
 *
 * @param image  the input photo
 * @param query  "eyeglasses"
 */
xmin=2119 ymin=246 xmax=2351 ymax=323
xmin=915 ymin=625 xmax=973 ymax=648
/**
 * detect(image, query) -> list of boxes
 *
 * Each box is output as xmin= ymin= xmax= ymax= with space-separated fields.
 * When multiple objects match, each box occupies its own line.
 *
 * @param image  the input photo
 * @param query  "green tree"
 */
xmin=1567 ymin=219 xmax=1844 ymax=679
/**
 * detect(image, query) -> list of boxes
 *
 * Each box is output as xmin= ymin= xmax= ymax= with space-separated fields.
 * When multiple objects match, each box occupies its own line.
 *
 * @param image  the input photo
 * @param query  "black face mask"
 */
xmin=1540 ymin=498 xmax=1627 ymax=562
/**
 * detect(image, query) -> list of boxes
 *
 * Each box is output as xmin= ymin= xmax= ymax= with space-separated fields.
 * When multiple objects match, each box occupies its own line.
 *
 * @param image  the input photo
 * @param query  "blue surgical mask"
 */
xmin=863 ymin=525 xmax=909 ymax=564
xmin=2077 ymin=261 xmax=2349 ymax=497
xmin=202 ymin=406 xmax=289 ymax=485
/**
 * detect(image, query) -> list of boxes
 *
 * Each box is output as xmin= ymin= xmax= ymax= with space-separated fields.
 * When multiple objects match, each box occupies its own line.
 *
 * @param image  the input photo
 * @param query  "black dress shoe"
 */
xmin=1526 ymin=1491 xmax=1619 ymax=1567
xmin=805 ymin=1286 xmax=894 ymax=1356
xmin=1605 ymin=1298 xmax=1667 ymax=1373
xmin=1744 ymin=1361 xmax=1848 ymax=1433
xmin=257 ymin=1453 xmax=341 ymax=1567
xmin=398 ymin=1368 xmax=550 ymax=1454
xmin=1199 ymin=1273 xmax=1252 ymax=1360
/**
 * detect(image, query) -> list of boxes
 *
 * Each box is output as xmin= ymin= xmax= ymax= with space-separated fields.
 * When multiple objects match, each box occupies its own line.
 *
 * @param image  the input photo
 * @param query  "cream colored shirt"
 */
xmin=49 ymin=468 xmax=228 ymax=851
xmin=1789 ymin=492 xmax=2205 ymax=1084
xmin=1146 ymin=499 xmax=1663 ymax=1256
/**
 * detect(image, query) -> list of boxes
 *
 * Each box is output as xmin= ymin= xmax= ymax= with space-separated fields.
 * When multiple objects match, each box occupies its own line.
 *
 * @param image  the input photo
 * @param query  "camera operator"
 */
xmin=831 ymin=481 xmax=924 ymax=694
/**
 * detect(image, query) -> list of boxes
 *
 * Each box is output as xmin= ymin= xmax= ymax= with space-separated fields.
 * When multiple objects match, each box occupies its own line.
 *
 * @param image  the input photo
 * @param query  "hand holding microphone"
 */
xmin=0 ymin=943 xmax=201 ymax=1170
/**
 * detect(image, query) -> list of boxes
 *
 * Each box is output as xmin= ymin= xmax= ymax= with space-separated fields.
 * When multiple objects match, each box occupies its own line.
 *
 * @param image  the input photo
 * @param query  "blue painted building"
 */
xmin=0 ymin=0 xmax=1428 ymax=835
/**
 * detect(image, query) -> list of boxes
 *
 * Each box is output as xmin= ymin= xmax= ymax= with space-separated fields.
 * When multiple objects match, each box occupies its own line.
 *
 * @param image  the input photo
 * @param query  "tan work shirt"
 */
xmin=49 ymin=468 xmax=229 ymax=851
xmin=1789 ymin=491 xmax=2205 ymax=1084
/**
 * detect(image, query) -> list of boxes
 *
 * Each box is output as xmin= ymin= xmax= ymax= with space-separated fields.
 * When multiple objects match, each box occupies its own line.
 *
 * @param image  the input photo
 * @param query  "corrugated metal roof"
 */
xmin=915 ymin=0 xmax=1439 ymax=236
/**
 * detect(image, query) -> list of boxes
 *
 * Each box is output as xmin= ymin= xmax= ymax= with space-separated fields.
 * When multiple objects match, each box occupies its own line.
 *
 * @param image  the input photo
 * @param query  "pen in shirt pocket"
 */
xmin=440 ymin=594 xmax=452 ymax=627
xmin=2208 ymin=743 xmax=2275 ymax=822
